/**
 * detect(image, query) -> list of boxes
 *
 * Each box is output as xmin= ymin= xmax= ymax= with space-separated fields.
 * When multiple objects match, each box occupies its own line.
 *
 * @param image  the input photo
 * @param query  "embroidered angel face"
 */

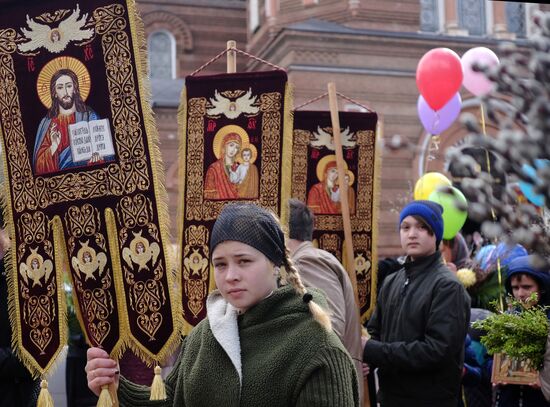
xmin=71 ymin=241 xmax=107 ymax=281
xmin=19 ymin=248 xmax=53 ymax=287
xmin=122 ymin=231 xmax=160 ymax=272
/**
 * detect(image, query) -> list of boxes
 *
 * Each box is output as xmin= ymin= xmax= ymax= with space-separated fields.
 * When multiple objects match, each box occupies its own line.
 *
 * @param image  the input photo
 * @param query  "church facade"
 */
xmin=139 ymin=0 xmax=546 ymax=256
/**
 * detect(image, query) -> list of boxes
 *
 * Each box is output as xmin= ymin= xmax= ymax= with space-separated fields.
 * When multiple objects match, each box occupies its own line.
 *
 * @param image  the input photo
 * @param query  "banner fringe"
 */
xmin=361 ymin=117 xmax=383 ymax=323
xmin=176 ymin=86 xmax=194 ymax=336
xmin=279 ymin=81 xmax=295 ymax=229
xmin=125 ymin=0 xmax=183 ymax=365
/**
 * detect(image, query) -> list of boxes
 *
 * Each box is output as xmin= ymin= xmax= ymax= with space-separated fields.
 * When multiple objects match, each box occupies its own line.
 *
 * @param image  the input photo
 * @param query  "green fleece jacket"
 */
xmin=118 ymin=285 xmax=359 ymax=406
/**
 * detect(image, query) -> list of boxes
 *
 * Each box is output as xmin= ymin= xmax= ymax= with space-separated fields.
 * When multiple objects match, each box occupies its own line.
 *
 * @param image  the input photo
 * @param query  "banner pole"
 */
xmin=328 ymin=84 xmax=370 ymax=407
xmin=327 ymin=83 xmax=358 ymax=305
xmin=227 ymin=40 xmax=236 ymax=73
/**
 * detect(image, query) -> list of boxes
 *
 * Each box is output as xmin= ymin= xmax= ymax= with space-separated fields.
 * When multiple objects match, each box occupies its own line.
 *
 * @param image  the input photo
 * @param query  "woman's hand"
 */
xmin=85 ymin=347 xmax=119 ymax=396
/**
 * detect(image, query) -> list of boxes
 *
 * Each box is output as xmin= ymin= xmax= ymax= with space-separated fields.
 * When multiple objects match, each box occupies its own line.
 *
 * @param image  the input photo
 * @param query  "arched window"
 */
xmin=420 ymin=0 xmax=440 ymax=32
xmin=458 ymin=0 xmax=486 ymax=36
xmin=148 ymin=30 xmax=176 ymax=79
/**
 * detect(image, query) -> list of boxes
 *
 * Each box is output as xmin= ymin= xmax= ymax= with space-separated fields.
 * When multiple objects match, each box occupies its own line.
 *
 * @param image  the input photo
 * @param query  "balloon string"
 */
xmin=480 ymin=102 xmax=504 ymax=312
xmin=431 ymin=110 xmax=440 ymax=134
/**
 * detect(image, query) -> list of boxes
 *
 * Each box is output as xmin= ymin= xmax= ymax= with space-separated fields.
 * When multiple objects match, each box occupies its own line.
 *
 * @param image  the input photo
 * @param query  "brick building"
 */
xmin=139 ymin=0 xmax=547 ymax=256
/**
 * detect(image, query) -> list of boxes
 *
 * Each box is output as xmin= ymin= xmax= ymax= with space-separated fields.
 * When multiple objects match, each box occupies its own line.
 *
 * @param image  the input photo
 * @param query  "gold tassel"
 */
xmin=97 ymin=385 xmax=113 ymax=407
xmin=37 ymin=380 xmax=54 ymax=407
xmin=149 ymin=365 xmax=167 ymax=400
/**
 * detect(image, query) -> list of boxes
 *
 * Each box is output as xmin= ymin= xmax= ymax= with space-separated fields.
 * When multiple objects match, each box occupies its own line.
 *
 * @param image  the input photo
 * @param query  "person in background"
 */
xmin=0 ymin=215 xmax=39 ymax=407
xmin=441 ymin=232 xmax=470 ymax=273
xmin=493 ymin=255 xmax=550 ymax=407
xmin=363 ymin=200 xmax=471 ymax=407
xmin=287 ymin=198 xmax=363 ymax=401
xmin=86 ymin=203 xmax=359 ymax=406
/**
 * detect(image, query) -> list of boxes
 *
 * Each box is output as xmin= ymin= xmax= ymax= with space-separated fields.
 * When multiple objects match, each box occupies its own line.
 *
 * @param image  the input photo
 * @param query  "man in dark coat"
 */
xmin=362 ymin=200 xmax=471 ymax=407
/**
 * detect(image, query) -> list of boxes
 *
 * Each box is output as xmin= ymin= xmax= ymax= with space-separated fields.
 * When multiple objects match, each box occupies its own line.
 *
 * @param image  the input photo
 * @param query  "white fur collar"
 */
xmin=207 ymin=290 xmax=242 ymax=384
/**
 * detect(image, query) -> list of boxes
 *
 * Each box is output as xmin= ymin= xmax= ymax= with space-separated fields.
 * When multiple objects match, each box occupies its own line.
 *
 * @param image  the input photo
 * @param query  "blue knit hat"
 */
xmin=505 ymin=255 xmax=550 ymax=305
xmin=399 ymin=200 xmax=444 ymax=247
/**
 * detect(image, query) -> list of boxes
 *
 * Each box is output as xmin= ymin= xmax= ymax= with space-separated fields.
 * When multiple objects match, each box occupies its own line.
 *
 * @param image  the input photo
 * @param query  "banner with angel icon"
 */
xmin=0 ymin=0 xmax=181 ymax=383
xmin=178 ymin=70 xmax=293 ymax=330
xmin=292 ymin=110 xmax=380 ymax=320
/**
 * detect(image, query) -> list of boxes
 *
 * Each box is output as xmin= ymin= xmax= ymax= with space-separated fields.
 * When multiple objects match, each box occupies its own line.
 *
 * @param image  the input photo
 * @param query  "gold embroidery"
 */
xmin=19 ymin=248 xmax=53 ymax=288
xmin=182 ymin=226 xmax=209 ymax=318
xmin=318 ymin=234 xmax=342 ymax=259
xmin=122 ymin=231 xmax=160 ymax=272
xmin=184 ymin=91 xmax=282 ymax=221
xmin=291 ymin=130 xmax=310 ymax=201
xmin=71 ymin=240 xmax=108 ymax=281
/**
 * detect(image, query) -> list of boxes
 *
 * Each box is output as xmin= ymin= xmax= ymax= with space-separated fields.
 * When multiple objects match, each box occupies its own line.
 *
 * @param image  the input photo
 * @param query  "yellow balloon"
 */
xmin=414 ymin=172 xmax=452 ymax=200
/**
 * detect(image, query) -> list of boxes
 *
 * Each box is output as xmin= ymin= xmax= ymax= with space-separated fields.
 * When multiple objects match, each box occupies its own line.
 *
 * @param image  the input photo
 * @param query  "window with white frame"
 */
xmin=148 ymin=30 xmax=176 ymax=79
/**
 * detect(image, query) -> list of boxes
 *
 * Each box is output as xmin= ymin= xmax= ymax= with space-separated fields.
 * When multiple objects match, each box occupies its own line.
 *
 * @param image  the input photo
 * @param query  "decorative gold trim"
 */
xmin=362 ymin=118 xmax=382 ymax=322
xmin=176 ymin=86 xmax=189 ymax=335
xmin=105 ymin=208 xmax=130 ymax=362
xmin=279 ymin=82 xmax=294 ymax=228
xmin=120 ymin=0 xmax=181 ymax=365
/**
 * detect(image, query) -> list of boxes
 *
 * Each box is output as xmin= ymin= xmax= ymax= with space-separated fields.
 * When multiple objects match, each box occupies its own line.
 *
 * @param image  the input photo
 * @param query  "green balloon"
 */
xmin=428 ymin=186 xmax=468 ymax=240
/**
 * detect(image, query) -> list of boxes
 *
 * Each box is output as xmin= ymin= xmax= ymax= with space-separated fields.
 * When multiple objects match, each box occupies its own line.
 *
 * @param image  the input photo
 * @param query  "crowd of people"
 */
xmin=3 ymin=197 xmax=550 ymax=406
xmin=83 ymin=198 xmax=550 ymax=406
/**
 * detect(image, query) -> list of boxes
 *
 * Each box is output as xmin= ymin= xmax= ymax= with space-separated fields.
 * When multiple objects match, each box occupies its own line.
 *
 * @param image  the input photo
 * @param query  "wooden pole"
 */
xmin=327 ymin=83 xmax=358 ymax=304
xmin=328 ymin=84 xmax=370 ymax=407
xmin=227 ymin=40 xmax=236 ymax=73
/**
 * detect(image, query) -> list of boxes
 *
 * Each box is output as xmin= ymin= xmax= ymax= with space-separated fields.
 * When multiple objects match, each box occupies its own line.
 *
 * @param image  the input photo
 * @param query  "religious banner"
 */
xmin=0 ymin=0 xmax=181 ymax=395
xmin=178 ymin=70 xmax=293 ymax=331
xmin=292 ymin=110 xmax=379 ymax=321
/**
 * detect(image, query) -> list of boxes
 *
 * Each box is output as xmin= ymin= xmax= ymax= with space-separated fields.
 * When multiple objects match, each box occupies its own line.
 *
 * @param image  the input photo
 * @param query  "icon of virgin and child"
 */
xmin=204 ymin=125 xmax=259 ymax=200
xmin=33 ymin=57 xmax=115 ymax=176
xmin=307 ymin=154 xmax=356 ymax=215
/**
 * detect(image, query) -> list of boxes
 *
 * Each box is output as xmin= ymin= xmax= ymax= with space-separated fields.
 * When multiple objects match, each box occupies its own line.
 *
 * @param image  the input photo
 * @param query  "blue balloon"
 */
xmin=518 ymin=160 xmax=549 ymax=207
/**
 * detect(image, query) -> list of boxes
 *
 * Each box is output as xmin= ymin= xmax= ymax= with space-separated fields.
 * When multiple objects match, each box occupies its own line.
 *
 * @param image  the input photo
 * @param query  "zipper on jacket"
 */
xmin=401 ymin=277 xmax=410 ymax=297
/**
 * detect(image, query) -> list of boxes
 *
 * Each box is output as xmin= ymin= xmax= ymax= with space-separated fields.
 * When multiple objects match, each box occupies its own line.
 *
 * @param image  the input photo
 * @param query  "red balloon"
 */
xmin=416 ymin=48 xmax=463 ymax=111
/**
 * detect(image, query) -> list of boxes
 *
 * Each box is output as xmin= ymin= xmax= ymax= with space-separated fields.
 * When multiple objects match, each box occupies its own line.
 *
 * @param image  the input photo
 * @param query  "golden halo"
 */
xmin=77 ymin=241 xmax=97 ymax=264
xmin=238 ymin=143 xmax=258 ymax=164
xmin=37 ymin=56 xmax=91 ymax=108
xmin=26 ymin=248 xmax=43 ymax=269
xmin=346 ymin=170 xmax=355 ymax=186
xmin=212 ymin=125 xmax=249 ymax=160
xmin=130 ymin=235 xmax=150 ymax=254
xmin=315 ymin=154 xmax=348 ymax=182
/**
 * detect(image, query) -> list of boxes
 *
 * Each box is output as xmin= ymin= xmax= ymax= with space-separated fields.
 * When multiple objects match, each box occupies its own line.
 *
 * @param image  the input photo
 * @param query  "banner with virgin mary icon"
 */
xmin=178 ymin=70 xmax=293 ymax=331
xmin=292 ymin=110 xmax=380 ymax=321
xmin=0 ymin=0 xmax=181 ymax=380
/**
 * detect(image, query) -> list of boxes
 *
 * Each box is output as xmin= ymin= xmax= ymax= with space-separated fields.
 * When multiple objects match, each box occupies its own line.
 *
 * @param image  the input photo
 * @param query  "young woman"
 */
xmin=86 ymin=203 xmax=359 ymax=406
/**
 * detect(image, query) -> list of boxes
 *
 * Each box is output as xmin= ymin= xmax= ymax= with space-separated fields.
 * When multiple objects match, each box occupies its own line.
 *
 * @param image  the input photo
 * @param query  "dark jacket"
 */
xmin=0 ymin=262 xmax=39 ymax=407
xmin=364 ymin=251 xmax=471 ymax=407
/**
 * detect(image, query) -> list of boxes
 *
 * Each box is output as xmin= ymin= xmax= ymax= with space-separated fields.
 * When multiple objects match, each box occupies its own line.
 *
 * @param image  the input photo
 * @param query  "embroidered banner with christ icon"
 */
xmin=292 ymin=110 xmax=380 ymax=321
xmin=178 ymin=70 xmax=293 ymax=331
xmin=0 ymin=0 xmax=180 ymax=378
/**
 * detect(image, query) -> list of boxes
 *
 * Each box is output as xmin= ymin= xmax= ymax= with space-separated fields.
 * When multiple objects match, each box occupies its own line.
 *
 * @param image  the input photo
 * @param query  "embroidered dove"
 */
xmin=18 ymin=4 xmax=94 ymax=54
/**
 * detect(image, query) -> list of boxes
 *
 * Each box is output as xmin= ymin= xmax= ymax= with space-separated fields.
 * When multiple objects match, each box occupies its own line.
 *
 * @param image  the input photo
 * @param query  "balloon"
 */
xmin=428 ymin=186 xmax=468 ymax=240
xmin=416 ymin=48 xmax=463 ymax=110
xmin=414 ymin=172 xmax=452 ymax=200
xmin=518 ymin=159 xmax=549 ymax=207
xmin=417 ymin=92 xmax=462 ymax=134
xmin=461 ymin=47 xmax=499 ymax=96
